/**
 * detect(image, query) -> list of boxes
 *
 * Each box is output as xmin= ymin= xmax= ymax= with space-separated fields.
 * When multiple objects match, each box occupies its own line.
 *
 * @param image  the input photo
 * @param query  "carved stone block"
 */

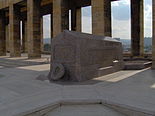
xmin=48 ymin=30 xmax=124 ymax=82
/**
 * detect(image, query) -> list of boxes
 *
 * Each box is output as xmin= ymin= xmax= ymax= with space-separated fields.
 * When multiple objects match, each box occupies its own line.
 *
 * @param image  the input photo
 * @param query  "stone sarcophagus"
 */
xmin=48 ymin=30 xmax=124 ymax=82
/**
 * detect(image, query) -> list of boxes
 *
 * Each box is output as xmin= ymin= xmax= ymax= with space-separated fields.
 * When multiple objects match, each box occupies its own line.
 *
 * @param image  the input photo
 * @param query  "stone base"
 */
xmin=152 ymin=61 xmax=155 ymax=69
xmin=28 ymin=54 xmax=41 ymax=59
xmin=0 ymin=53 xmax=6 ymax=56
xmin=10 ymin=54 xmax=21 ymax=57
xmin=49 ymin=31 xmax=124 ymax=82
xmin=124 ymin=60 xmax=152 ymax=70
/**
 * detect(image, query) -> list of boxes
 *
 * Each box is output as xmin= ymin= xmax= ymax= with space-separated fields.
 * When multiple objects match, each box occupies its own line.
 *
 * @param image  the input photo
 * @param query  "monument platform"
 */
xmin=0 ymin=56 xmax=155 ymax=116
xmin=0 ymin=53 xmax=50 ymax=68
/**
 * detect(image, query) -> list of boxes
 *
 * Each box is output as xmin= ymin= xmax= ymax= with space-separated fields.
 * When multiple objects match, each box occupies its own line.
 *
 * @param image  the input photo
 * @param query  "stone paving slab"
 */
xmin=0 ymin=54 xmax=50 ymax=68
xmin=0 ymin=63 xmax=155 ymax=116
xmin=48 ymin=104 xmax=124 ymax=116
xmin=95 ymin=68 xmax=155 ymax=115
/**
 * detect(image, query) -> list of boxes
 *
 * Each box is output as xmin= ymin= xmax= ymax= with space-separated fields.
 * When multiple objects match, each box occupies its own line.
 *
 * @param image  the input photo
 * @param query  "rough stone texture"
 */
xmin=5 ymin=24 xmax=9 ymax=52
xmin=76 ymin=8 xmax=82 ymax=32
xmin=0 ymin=11 xmax=6 ymax=56
xmin=53 ymin=0 xmax=69 ymax=37
xmin=124 ymin=61 xmax=152 ymax=70
xmin=48 ymin=30 xmax=124 ymax=82
xmin=50 ymin=63 xmax=65 ymax=81
xmin=9 ymin=5 xmax=21 ymax=57
xmin=104 ymin=0 xmax=112 ymax=37
xmin=153 ymin=0 xmax=155 ymax=69
xmin=27 ymin=0 xmax=41 ymax=58
xmin=71 ymin=7 xmax=82 ymax=32
xmin=92 ymin=0 xmax=112 ymax=36
xmin=131 ymin=0 xmax=144 ymax=57
xmin=51 ymin=12 xmax=53 ymax=39
xmin=40 ymin=17 xmax=44 ymax=53
xmin=22 ymin=20 xmax=28 ymax=53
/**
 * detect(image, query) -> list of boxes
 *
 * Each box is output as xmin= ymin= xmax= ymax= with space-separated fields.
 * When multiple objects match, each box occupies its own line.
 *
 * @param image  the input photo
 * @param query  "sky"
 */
xmin=43 ymin=0 xmax=152 ymax=40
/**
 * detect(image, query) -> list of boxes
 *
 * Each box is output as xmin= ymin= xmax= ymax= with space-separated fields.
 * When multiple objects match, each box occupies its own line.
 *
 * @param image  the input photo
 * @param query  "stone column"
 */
xmin=53 ymin=0 xmax=69 ymax=37
xmin=22 ymin=20 xmax=28 ymax=53
xmin=71 ymin=7 xmax=82 ymax=32
xmin=6 ymin=24 xmax=9 ymax=53
xmin=131 ymin=0 xmax=144 ymax=57
xmin=71 ymin=8 xmax=76 ymax=31
xmin=76 ymin=8 xmax=82 ymax=32
xmin=27 ymin=0 xmax=41 ymax=58
xmin=0 ymin=11 xmax=6 ymax=56
xmin=51 ymin=13 xmax=53 ymax=39
xmin=152 ymin=0 xmax=155 ymax=69
xmin=24 ymin=21 xmax=28 ymax=52
xmin=41 ymin=17 xmax=44 ymax=53
xmin=22 ymin=21 xmax=25 ymax=53
xmin=92 ymin=0 xmax=111 ymax=36
xmin=9 ymin=5 xmax=21 ymax=57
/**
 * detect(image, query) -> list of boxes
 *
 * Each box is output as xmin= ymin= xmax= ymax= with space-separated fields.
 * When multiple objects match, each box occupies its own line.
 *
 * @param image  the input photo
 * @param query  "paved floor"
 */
xmin=0 ymin=53 xmax=50 ymax=68
xmin=48 ymin=104 xmax=124 ymax=116
xmin=0 ymin=56 xmax=155 ymax=116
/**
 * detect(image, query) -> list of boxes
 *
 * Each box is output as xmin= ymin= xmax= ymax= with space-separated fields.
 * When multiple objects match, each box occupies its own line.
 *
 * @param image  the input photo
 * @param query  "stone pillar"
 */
xmin=71 ymin=7 xmax=82 ymax=32
xmin=6 ymin=24 xmax=9 ymax=52
xmin=71 ymin=8 xmax=76 ymax=31
xmin=76 ymin=8 xmax=82 ymax=32
xmin=27 ymin=0 xmax=41 ymax=58
xmin=152 ymin=0 xmax=155 ymax=69
xmin=53 ymin=0 xmax=69 ymax=37
xmin=41 ymin=17 xmax=44 ymax=52
xmin=0 ymin=11 xmax=6 ymax=56
xmin=22 ymin=20 xmax=28 ymax=53
xmin=131 ymin=0 xmax=144 ymax=57
xmin=51 ymin=13 xmax=53 ymax=39
xmin=92 ymin=0 xmax=111 ymax=36
xmin=24 ymin=21 xmax=28 ymax=52
xmin=22 ymin=21 xmax=25 ymax=52
xmin=9 ymin=5 xmax=21 ymax=57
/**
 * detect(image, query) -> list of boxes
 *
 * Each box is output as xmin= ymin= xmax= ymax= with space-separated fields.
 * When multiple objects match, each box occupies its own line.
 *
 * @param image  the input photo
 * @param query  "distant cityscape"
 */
xmin=43 ymin=37 xmax=152 ymax=53
xmin=120 ymin=37 xmax=152 ymax=53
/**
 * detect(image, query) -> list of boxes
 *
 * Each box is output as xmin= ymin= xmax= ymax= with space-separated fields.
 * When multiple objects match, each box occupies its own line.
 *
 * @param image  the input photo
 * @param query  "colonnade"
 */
xmin=0 ymin=0 xmax=154 ymax=69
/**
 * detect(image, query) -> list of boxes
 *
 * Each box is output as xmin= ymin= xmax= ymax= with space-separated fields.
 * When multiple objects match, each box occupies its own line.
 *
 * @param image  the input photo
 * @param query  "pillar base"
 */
xmin=131 ymin=55 xmax=144 ymax=59
xmin=28 ymin=54 xmax=41 ymax=59
xmin=10 ymin=54 xmax=21 ymax=57
xmin=152 ymin=61 xmax=155 ymax=70
xmin=0 ymin=53 xmax=6 ymax=56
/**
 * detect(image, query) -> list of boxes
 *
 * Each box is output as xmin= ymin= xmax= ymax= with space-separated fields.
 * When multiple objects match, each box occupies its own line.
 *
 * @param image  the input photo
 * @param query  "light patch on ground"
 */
xmin=151 ymin=83 xmax=155 ymax=88
xmin=17 ymin=64 xmax=50 ymax=71
xmin=106 ymin=68 xmax=150 ymax=82
xmin=0 ymin=66 xmax=3 ymax=69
